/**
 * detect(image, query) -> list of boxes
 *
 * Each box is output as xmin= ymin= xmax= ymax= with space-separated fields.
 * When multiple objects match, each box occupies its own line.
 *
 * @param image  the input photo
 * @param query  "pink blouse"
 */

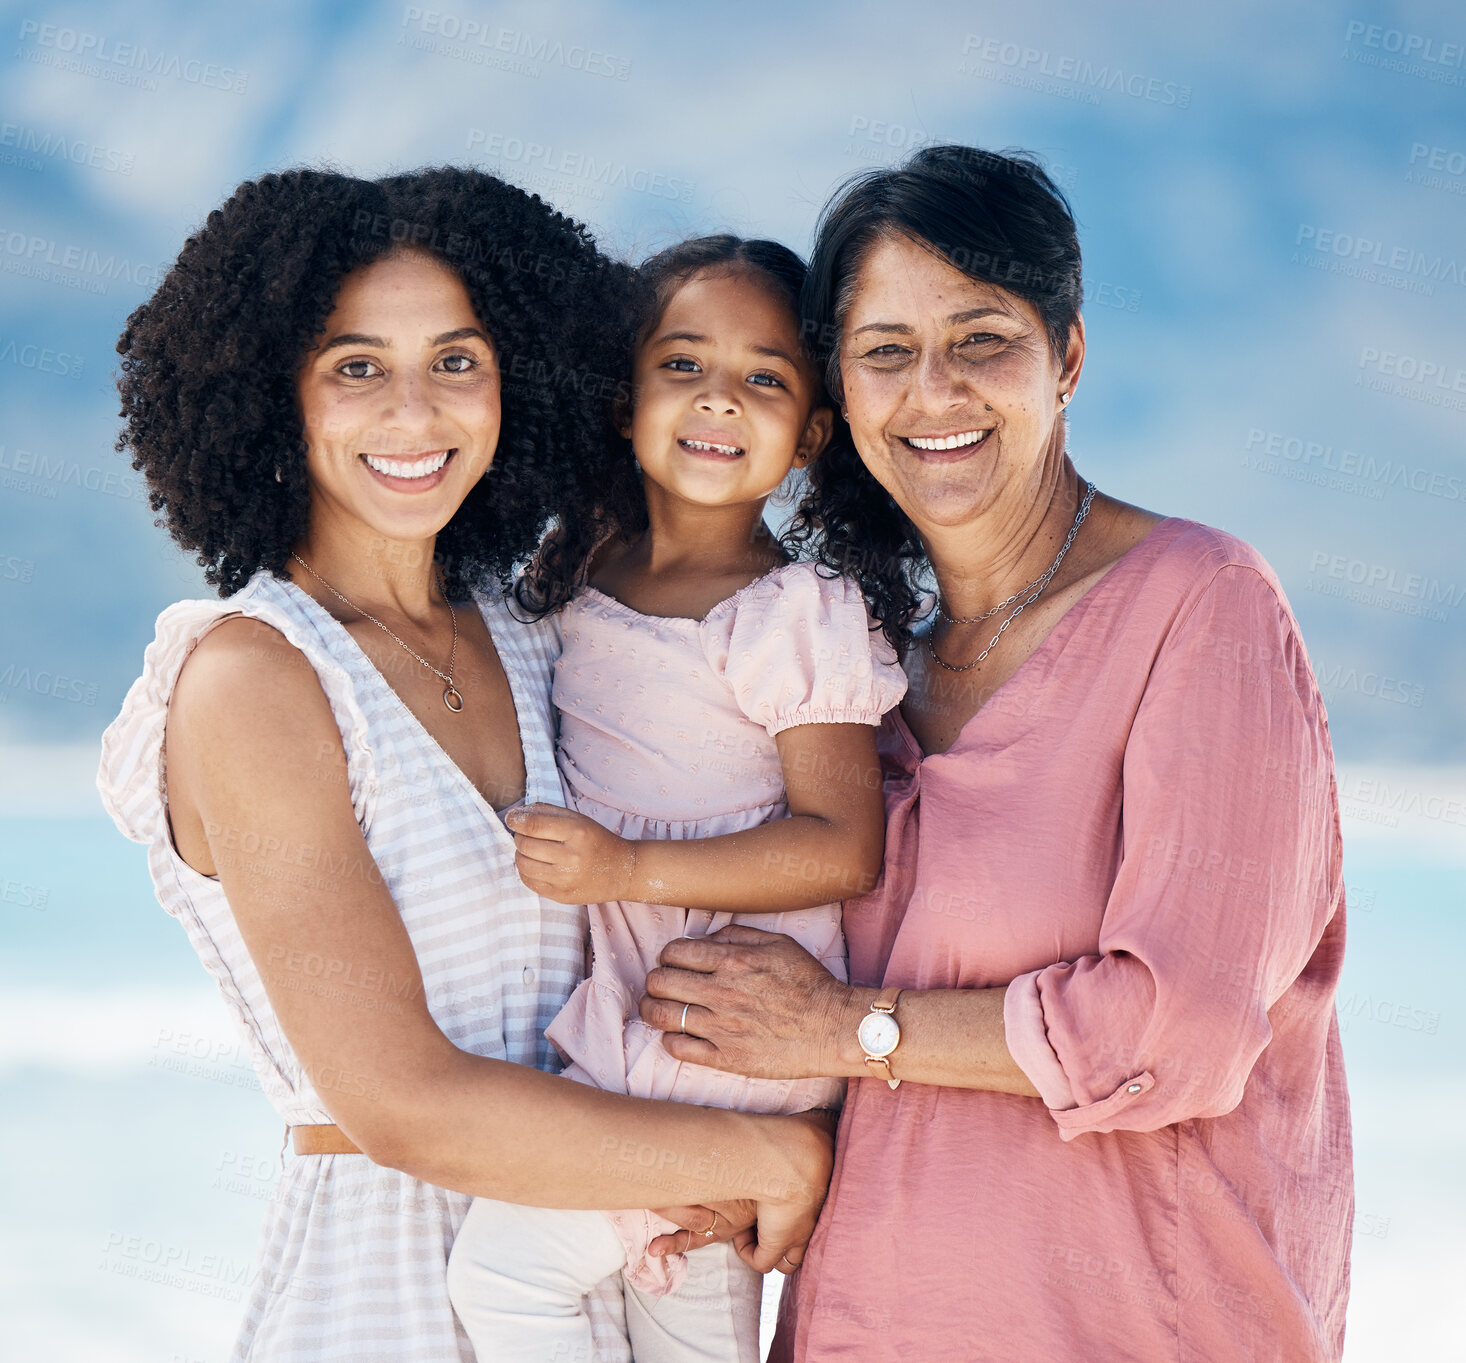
xmin=772 ymin=519 xmax=1352 ymax=1363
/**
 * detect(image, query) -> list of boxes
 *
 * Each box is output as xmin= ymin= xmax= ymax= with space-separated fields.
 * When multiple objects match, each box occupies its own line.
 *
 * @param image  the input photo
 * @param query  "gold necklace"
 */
xmin=291 ymin=553 xmax=464 ymax=712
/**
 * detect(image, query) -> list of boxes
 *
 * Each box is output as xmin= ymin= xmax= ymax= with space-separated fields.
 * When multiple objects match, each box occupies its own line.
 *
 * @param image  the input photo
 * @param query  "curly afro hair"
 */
xmin=116 ymin=165 xmax=632 ymax=600
xmin=785 ymin=144 xmax=1083 ymax=651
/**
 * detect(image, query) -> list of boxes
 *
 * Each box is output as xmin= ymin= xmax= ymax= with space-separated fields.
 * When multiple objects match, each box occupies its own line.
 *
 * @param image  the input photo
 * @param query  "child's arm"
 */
xmin=508 ymin=722 xmax=886 ymax=911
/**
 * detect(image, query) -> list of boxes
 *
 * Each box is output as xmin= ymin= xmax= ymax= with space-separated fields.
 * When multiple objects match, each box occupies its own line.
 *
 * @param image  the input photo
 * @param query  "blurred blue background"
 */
xmin=1 ymin=1 xmax=1461 ymax=1358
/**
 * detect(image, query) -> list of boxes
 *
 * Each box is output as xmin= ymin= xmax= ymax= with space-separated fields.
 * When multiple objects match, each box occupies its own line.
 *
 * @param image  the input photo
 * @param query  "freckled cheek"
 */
xmin=299 ymin=394 xmax=363 ymax=460
xmin=979 ymin=350 xmax=1049 ymax=403
xmin=847 ymin=426 xmax=902 ymax=494
xmin=429 ymin=379 xmax=498 ymax=453
xmin=458 ymin=389 xmax=502 ymax=441
xmin=842 ymin=371 xmax=904 ymax=439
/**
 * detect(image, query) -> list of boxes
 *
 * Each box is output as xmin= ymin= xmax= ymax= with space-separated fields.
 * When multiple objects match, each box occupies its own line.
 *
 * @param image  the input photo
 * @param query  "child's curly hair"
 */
xmin=116 ymin=165 xmax=631 ymax=600
xmin=513 ymin=233 xmax=832 ymax=616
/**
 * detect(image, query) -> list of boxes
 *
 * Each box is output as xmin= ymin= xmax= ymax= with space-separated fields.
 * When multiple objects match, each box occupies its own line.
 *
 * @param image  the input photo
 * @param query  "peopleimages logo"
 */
xmin=399 ymin=7 xmax=631 ymax=80
xmin=1309 ymin=551 xmax=1463 ymax=604
xmin=1293 ymin=225 xmax=1465 ymax=293
xmin=464 ymin=132 xmax=694 ymax=204
xmin=1315 ymin=663 xmax=1425 ymax=709
xmin=1305 ymin=551 xmax=1463 ymax=624
xmin=0 ymin=122 xmax=135 ymax=175
xmin=1341 ymin=19 xmax=1466 ymax=86
xmin=958 ymin=35 xmax=1192 ymax=107
xmin=1409 ymin=142 xmax=1466 ymax=178
xmin=1344 ymin=20 xmax=1465 ymax=67
xmin=0 ymin=228 xmax=162 ymax=292
xmin=1358 ymin=346 xmax=1466 ymax=393
xmin=15 ymin=19 xmax=249 ymax=92
xmin=0 ymin=338 xmax=83 ymax=377
xmin=1356 ymin=346 xmax=1466 ymax=413
xmin=0 ymin=445 xmax=148 ymax=501
xmin=1242 ymin=429 xmax=1462 ymax=502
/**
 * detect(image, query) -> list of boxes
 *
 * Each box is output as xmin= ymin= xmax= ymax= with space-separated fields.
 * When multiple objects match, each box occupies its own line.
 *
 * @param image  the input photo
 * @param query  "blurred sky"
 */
xmin=1 ymin=0 xmax=1464 ymax=767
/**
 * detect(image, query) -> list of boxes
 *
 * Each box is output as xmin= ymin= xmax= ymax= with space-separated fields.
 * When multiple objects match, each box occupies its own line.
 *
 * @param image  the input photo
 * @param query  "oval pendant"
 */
xmin=443 ymin=685 xmax=464 ymax=713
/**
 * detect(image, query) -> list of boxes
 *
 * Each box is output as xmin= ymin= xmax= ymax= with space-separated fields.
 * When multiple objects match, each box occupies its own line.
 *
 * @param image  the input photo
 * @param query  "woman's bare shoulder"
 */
xmin=169 ymin=615 xmax=340 ymax=754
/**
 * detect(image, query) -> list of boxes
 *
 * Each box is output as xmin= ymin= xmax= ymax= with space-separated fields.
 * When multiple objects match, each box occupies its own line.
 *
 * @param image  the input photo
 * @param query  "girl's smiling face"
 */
xmin=626 ymin=267 xmax=832 ymax=511
xmin=295 ymin=250 xmax=502 ymax=546
xmin=839 ymin=232 xmax=1084 ymax=535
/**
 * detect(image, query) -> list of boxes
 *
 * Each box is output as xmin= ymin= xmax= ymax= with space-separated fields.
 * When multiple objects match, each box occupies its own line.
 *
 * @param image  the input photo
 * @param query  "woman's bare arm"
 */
xmin=510 ymin=722 xmax=887 ymax=911
xmin=165 ymin=618 xmax=830 ymax=1263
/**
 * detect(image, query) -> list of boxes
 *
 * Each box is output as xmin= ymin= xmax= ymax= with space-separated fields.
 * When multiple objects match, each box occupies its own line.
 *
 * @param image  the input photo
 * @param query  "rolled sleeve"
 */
xmin=1004 ymin=564 xmax=1342 ymax=1140
xmin=1003 ymin=967 xmax=1077 ymax=1111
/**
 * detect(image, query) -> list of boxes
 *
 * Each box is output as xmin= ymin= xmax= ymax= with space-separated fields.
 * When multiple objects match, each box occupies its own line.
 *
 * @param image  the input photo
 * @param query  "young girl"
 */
xmin=446 ymin=237 xmax=906 ymax=1361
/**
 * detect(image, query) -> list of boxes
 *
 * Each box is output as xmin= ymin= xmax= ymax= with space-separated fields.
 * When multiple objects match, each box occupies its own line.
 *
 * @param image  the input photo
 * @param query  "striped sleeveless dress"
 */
xmin=96 ymin=570 xmax=630 ymax=1362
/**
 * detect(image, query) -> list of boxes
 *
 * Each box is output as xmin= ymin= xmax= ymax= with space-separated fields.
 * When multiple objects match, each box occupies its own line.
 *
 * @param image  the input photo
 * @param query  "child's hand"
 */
xmin=505 ymin=803 xmax=636 ymax=905
xmin=647 ymin=1199 xmax=757 ymax=1260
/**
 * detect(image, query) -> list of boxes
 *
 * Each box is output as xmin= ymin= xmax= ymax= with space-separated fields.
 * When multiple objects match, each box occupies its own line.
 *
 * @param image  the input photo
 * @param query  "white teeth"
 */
xmin=906 ymin=430 xmax=989 ymax=451
xmin=362 ymin=450 xmax=451 ymax=479
xmin=680 ymin=438 xmax=743 ymax=456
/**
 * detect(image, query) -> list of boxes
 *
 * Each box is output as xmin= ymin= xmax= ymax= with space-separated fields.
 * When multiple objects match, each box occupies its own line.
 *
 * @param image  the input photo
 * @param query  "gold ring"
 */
xmin=702 ymin=1210 xmax=720 ymax=1239
xmin=779 ymin=1253 xmax=800 ymax=1270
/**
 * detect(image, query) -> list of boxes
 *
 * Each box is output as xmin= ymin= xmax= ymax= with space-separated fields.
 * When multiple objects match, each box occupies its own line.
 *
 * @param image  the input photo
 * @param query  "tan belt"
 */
xmin=290 ymin=1124 xmax=363 ymax=1156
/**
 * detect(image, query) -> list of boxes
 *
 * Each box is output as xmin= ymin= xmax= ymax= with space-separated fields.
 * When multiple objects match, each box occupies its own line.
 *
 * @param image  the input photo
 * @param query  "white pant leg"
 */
xmin=447 ymin=1198 xmax=627 ymax=1363
xmin=623 ymin=1241 xmax=763 ymax=1363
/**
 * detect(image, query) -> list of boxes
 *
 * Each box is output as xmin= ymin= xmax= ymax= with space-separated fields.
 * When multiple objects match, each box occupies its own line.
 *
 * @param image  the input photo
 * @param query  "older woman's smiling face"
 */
xmin=839 ymin=233 xmax=1083 ymax=533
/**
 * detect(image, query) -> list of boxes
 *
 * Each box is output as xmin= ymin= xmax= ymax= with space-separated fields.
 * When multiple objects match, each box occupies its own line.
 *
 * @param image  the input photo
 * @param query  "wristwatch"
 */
xmin=856 ymin=986 xmax=903 ymax=1089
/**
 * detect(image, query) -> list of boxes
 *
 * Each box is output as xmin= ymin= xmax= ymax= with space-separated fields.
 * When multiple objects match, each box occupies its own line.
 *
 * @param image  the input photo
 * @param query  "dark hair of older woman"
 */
xmin=640 ymin=144 xmax=1352 ymax=1363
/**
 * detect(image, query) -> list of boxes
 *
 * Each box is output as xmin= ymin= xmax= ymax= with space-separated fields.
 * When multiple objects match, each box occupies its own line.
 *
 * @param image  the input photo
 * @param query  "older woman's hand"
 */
xmin=639 ymin=924 xmax=857 ymax=1079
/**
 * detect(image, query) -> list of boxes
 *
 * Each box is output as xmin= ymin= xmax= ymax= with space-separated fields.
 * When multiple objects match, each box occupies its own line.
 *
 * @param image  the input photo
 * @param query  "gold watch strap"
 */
xmin=864 ymin=1054 xmax=898 ymax=1085
xmin=864 ymin=987 xmax=903 ymax=1089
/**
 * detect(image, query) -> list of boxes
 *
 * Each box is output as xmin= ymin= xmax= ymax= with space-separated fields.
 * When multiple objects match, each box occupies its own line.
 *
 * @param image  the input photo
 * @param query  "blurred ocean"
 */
xmin=1 ymin=809 xmax=1461 ymax=1361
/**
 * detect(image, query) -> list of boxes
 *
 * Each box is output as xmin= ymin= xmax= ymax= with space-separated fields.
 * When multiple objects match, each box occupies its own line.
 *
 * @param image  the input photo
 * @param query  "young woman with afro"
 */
xmin=97 ymin=167 xmax=834 ymax=1362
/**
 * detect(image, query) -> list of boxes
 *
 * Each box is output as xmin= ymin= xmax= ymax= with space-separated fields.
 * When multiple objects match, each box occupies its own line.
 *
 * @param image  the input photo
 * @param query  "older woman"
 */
xmin=641 ymin=145 xmax=1352 ymax=1361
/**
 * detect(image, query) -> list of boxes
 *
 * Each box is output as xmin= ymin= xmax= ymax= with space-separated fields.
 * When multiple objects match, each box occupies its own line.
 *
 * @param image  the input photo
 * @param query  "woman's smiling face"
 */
xmin=839 ymin=232 xmax=1083 ymax=534
xmin=295 ymin=249 xmax=502 ymax=546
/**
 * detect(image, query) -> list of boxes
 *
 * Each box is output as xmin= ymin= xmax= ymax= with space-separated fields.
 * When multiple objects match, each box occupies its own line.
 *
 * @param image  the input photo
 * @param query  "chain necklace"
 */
xmin=926 ymin=480 xmax=1096 ymax=674
xmin=291 ymin=552 xmax=464 ymax=712
xmin=937 ymin=565 xmax=1050 ymax=625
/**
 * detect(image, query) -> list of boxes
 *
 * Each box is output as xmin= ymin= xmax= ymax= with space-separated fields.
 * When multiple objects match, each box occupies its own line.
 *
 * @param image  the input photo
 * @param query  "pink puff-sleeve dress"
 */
xmin=544 ymin=560 xmax=907 ymax=1293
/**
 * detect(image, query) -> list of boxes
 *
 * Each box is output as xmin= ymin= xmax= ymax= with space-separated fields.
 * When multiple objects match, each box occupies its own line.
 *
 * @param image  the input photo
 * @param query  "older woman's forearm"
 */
xmin=365 ymin=1047 xmax=823 ymax=1209
xmin=828 ymin=984 xmax=1041 ymax=1096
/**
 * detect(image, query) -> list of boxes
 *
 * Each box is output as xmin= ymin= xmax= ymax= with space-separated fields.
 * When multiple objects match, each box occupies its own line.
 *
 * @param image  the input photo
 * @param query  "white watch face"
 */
xmin=858 ymin=1011 xmax=900 ymax=1058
